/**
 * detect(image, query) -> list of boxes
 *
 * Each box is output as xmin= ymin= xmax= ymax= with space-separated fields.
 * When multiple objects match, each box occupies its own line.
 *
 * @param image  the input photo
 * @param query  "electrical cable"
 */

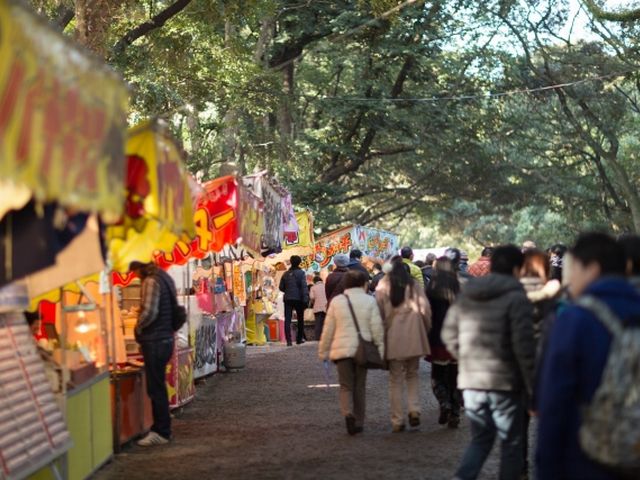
xmin=315 ymin=69 xmax=636 ymax=103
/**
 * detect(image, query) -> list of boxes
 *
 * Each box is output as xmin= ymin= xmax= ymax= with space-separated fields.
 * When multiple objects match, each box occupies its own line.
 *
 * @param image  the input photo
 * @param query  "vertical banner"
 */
xmin=260 ymin=180 xmax=283 ymax=256
xmin=282 ymin=193 xmax=299 ymax=244
xmin=233 ymin=263 xmax=247 ymax=306
xmin=238 ymin=184 xmax=264 ymax=256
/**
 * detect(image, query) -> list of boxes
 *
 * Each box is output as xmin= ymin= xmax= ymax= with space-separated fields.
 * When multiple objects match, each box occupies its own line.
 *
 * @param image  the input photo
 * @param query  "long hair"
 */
xmin=427 ymin=257 xmax=460 ymax=303
xmin=388 ymin=257 xmax=412 ymax=307
xmin=521 ymin=249 xmax=550 ymax=282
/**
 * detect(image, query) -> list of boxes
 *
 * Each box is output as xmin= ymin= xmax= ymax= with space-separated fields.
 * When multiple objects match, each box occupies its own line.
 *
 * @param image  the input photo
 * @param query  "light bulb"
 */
xmin=74 ymin=311 xmax=94 ymax=333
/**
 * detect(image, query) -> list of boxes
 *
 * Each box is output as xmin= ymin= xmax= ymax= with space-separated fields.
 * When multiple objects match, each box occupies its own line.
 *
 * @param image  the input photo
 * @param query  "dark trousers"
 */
xmin=314 ymin=311 xmax=326 ymax=340
xmin=456 ymin=390 xmax=525 ymax=480
xmin=335 ymin=358 xmax=367 ymax=428
xmin=523 ymin=411 xmax=530 ymax=474
xmin=284 ymin=300 xmax=306 ymax=344
xmin=141 ymin=338 xmax=174 ymax=439
xmin=431 ymin=363 xmax=462 ymax=417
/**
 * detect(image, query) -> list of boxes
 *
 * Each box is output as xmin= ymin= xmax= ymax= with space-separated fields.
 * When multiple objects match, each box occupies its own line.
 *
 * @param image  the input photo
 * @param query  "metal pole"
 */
xmin=107 ymin=271 xmax=117 ymax=372
xmin=59 ymin=287 xmax=67 ymax=419
xmin=59 ymin=287 xmax=69 ymax=480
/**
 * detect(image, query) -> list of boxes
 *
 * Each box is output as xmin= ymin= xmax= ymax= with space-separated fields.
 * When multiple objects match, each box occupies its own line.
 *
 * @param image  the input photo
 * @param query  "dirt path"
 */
xmin=96 ymin=343 xmax=509 ymax=480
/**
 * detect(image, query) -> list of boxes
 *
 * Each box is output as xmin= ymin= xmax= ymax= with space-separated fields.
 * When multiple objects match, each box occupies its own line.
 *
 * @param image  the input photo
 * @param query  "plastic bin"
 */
xmin=267 ymin=319 xmax=279 ymax=342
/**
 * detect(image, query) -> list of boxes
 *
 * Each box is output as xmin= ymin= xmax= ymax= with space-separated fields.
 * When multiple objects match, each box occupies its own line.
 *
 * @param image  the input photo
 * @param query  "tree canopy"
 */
xmin=26 ymin=0 xmax=640 ymax=251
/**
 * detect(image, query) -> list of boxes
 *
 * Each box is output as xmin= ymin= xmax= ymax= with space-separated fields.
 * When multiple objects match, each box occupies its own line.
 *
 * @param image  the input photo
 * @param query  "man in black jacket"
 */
xmin=279 ymin=255 xmax=309 ymax=346
xmin=442 ymin=246 xmax=535 ymax=480
xmin=129 ymin=261 xmax=177 ymax=447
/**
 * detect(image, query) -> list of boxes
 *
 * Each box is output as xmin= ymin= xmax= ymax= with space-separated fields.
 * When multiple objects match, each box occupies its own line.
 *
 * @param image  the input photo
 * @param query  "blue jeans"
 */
xmin=456 ymin=390 xmax=525 ymax=480
xmin=141 ymin=338 xmax=174 ymax=439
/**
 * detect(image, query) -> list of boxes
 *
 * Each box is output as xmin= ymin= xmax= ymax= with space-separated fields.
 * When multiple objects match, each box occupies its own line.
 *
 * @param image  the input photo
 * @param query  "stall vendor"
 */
xmin=129 ymin=261 xmax=177 ymax=447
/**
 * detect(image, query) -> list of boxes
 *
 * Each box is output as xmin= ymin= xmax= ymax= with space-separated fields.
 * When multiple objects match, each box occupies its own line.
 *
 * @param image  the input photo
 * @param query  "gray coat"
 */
xmin=279 ymin=268 xmax=309 ymax=304
xmin=442 ymin=273 xmax=535 ymax=395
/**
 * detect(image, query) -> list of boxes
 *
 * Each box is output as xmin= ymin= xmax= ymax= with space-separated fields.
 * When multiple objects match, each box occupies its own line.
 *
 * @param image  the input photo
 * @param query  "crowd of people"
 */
xmin=292 ymin=234 xmax=640 ymax=480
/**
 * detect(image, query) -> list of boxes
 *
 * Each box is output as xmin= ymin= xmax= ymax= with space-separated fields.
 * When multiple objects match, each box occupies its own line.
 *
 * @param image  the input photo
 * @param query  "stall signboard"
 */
xmin=0 ymin=2 xmax=128 ymax=222
xmin=352 ymin=225 xmax=399 ymax=260
xmin=302 ymin=225 xmax=398 ymax=271
xmin=166 ymin=347 xmax=195 ymax=409
xmin=154 ymin=176 xmax=240 ymax=270
xmin=302 ymin=226 xmax=353 ymax=271
xmin=193 ymin=314 xmax=217 ymax=379
xmin=108 ymin=122 xmax=196 ymax=272
xmin=284 ymin=211 xmax=314 ymax=250
xmin=266 ymin=211 xmax=315 ymax=264
xmin=238 ymin=184 xmax=264 ymax=256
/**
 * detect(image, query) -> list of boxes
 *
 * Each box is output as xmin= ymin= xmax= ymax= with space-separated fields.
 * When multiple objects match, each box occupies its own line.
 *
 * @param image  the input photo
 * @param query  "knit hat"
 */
xmin=333 ymin=254 xmax=350 ymax=267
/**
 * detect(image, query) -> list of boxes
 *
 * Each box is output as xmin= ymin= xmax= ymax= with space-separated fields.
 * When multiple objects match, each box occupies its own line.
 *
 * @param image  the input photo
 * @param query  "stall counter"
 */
xmin=29 ymin=371 xmax=113 ymax=480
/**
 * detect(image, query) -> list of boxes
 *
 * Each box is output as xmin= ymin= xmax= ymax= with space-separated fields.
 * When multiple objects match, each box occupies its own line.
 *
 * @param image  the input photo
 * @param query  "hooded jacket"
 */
xmin=442 ymin=273 xmax=535 ymax=394
xmin=536 ymin=278 xmax=640 ymax=480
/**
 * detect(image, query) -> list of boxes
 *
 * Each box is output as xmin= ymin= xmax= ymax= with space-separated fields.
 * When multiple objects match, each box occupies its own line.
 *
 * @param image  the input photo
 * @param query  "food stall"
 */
xmin=106 ymin=121 xmax=197 ymax=447
xmin=23 ymin=215 xmax=121 ymax=479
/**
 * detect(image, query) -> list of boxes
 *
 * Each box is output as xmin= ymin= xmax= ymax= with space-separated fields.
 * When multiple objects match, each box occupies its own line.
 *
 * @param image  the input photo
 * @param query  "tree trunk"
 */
xmin=221 ymin=18 xmax=240 ymax=164
xmin=75 ymin=0 xmax=123 ymax=56
xmin=604 ymin=153 xmax=640 ymax=232
xmin=278 ymin=62 xmax=295 ymax=139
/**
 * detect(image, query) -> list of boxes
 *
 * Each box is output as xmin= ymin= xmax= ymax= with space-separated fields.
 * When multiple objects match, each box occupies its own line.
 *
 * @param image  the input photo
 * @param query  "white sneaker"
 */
xmin=137 ymin=431 xmax=170 ymax=447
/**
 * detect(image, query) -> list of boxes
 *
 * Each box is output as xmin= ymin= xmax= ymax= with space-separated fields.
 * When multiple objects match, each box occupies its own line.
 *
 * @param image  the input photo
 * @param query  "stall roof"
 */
xmin=0 ymin=2 xmax=128 ymax=222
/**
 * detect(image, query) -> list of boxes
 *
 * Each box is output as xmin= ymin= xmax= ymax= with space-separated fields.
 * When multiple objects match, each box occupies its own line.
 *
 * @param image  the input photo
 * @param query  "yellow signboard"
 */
xmin=107 ymin=122 xmax=196 ymax=272
xmin=0 ymin=1 xmax=128 ymax=221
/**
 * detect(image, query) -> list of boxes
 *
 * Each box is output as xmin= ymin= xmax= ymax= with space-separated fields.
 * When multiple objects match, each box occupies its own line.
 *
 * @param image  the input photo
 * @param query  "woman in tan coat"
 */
xmin=318 ymin=270 xmax=385 ymax=435
xmin=376 ymin=257 xmax=432 ymax=432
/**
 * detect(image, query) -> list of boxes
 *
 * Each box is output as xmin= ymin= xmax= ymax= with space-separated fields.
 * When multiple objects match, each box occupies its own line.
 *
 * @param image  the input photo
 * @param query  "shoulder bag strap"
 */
xmin=575 ymin=295 xmax=624 ymax=337
xmin=344 ymin=294 xmax=363 ymax=339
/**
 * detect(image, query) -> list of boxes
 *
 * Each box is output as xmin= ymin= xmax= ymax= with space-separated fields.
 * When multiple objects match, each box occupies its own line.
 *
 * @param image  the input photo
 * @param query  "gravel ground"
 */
xmin=95 ymin=342 xmax=519 ymax=480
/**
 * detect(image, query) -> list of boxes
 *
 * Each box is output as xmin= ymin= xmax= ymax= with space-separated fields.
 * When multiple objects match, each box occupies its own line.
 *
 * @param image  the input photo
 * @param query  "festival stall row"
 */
xmin=0 ymin=1 xmax=129 ymax=479
xmin=20 ymin=119 xmax=197 ymax=476
xmin=0 ymin=4 xmax=394 ymax=480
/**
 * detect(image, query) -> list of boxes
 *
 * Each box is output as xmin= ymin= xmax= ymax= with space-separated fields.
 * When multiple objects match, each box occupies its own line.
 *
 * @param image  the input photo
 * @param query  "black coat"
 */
xmin=279 ymin=268 xmax=308 ymax=303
